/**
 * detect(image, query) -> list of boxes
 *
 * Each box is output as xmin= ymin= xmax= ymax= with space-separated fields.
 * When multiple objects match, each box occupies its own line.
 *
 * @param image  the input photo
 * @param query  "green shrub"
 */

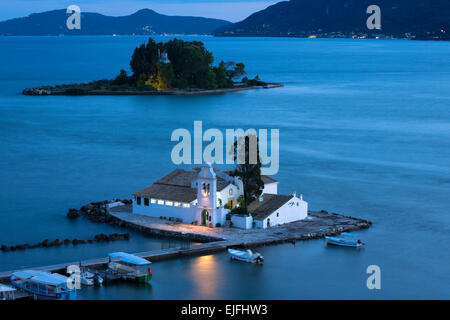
xmin=64 ymin=87 xmax=86 ymax=95
xmin=229 ymin=206 xmax=247 ymax=215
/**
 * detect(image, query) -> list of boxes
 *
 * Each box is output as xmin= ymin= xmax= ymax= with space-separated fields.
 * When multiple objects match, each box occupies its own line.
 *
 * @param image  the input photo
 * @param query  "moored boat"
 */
xmin=0 ymin=284 xmax=17 ymax=300
xmin=325 ymin=232 xmax=364 ymax=248
xmin=10 ymin=270 xmax=76 ymax=300
xmin=68 ymin=269 xmax=103 ymax=286
xmin=108 ymin=252 xmax=153 ymax=283
xmin=228 ymin=248 xmax=264 ymax=264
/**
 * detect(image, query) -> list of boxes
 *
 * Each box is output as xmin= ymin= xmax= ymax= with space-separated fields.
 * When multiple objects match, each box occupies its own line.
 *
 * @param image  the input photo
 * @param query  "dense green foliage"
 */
xmin=31 ymin=38 xmax=267 ymax=94
xmin=229 ymin=206 xmax=248 ymax=216
xmin=122 ymin=38 xmax=247 ymax=90
xmin=229 ymin=135 xmax=265 ymax=214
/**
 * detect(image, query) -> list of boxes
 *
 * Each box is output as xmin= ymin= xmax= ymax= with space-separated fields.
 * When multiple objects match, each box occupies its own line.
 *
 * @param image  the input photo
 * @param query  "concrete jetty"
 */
xmin=0 ymin=209 xmax=371 ymax=282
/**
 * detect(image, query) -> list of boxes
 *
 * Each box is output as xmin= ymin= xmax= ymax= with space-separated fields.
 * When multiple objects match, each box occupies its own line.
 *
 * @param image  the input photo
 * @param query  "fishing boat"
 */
xmin=107 ymin=252 xmax=153 ymax=283
xmin=228 ymin=248 xmax=264 ymax=264
xmin=325 ymin=232 xmax=364 ymax=248
xmin=10 ymin=270 xmax=76 ymax=300
xmin=0 ymin=284 xmax=17 ymax=300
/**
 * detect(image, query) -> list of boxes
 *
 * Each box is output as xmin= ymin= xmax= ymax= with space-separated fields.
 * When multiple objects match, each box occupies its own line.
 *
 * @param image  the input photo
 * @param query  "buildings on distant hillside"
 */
xmin=132 ymin=163 xmax=307 ymax=229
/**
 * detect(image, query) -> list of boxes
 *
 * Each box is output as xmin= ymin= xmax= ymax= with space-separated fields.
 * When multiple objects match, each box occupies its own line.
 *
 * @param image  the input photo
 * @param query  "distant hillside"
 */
xmin=215 ymin=0 xmax=450 ymax=40
xmin=0 ymin=9 xmax=231 ymax=36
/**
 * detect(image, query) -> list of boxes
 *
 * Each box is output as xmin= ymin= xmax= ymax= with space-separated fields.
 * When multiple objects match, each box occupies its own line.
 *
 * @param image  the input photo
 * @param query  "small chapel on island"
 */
xmin=132 ymin=163 xmax=308 ymax=229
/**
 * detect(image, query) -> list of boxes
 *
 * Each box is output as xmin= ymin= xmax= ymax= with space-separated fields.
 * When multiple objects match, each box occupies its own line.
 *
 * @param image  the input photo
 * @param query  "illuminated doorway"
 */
xmin=201 ymin=210 xmax=209 ymax=226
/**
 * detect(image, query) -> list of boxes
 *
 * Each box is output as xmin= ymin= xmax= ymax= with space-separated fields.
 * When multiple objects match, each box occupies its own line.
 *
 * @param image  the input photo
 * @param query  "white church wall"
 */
xmin=217 ymin=183 xmax=241 ymax=208
xmin=262 ymin=182 xmax=278 ymax=195
xmin=211 ymin=207 xmax=229 ymax=227
xmin=231 ymin=214 xmax=253 ymax=229
xmin=256 ymin=196 xmax=308 ymax=229
xmin=132 ymin=200 xmax=197 ymax=223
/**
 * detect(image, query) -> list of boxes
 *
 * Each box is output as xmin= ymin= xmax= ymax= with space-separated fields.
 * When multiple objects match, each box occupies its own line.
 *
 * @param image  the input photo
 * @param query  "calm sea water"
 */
xmin=0 ymin=36 xmax=449 ymax=299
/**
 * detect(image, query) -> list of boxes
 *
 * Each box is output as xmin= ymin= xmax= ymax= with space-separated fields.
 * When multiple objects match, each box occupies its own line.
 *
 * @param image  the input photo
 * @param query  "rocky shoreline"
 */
xmin=67 ymin=199 xmax=131 ymax=225
xmin=22 ymin=83 xmax=284 ymax=96
xmin=68 ymin=199 xmax=220 ymax=243
xmin=67 ymin=200 xmax=373 ymax=244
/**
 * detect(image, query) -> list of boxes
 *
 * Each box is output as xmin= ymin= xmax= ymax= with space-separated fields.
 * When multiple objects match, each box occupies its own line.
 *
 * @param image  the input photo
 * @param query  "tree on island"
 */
xmin=229 ymin=134 xmax=265 ymax=214
xmin=118 ymin=37 xmax=248 ymax=90
xmin=24 ymin=37 xmax=273 ymax=95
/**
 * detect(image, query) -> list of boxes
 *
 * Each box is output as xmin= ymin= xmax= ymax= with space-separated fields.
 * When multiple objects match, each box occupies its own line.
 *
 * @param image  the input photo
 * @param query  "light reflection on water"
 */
xmin=189 ymin=255 xmax=221 ymax=298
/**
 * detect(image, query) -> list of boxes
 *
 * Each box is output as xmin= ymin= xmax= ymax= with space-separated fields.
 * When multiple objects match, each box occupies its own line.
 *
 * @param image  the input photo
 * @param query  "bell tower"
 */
xmin=195 ymin=163 xmax=217 ymax=226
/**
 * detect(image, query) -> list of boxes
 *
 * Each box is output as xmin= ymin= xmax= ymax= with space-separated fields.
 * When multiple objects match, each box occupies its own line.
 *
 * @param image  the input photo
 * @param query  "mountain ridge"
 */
xmin=0 ymin=8 xmax=231 ymax=36
xmin=215 ymin=0 xmax=450 ymax=40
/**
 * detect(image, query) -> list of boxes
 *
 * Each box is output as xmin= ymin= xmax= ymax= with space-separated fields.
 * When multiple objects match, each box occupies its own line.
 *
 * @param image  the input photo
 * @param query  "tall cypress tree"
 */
xmin=230 ymin=134 xmax=264 ymax=213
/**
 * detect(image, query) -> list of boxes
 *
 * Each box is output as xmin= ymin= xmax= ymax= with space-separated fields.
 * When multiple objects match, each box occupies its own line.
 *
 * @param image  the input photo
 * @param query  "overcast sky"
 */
xmin=0 ymin=0 xmax=278 ymax=22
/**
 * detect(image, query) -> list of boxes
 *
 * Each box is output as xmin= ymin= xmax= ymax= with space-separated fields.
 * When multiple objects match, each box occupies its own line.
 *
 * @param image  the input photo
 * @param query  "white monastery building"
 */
xmin=132 ymin=163 xmax=308 ymax=229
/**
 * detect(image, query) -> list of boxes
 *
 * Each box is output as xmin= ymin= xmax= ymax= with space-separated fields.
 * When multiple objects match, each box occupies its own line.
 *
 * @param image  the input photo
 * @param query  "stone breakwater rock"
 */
xmin=67 ymin=208 xmax=80 ymax=219
xmin=70 ymin=199 xmax=132 ymax=224
xmin=0 ymin=233 xmax=130 ymax=252
xmin=94 ymin=233 xmax=130 ymax=242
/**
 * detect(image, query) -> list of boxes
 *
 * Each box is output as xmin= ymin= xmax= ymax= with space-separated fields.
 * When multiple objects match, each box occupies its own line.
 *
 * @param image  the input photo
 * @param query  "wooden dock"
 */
xmin=0 ymin=211 xmax=371 ymax=283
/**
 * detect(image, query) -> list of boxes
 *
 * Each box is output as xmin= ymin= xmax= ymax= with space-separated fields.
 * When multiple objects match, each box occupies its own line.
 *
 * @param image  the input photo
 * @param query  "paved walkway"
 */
xmin=109 ymin=205 xmax=370 ymax=244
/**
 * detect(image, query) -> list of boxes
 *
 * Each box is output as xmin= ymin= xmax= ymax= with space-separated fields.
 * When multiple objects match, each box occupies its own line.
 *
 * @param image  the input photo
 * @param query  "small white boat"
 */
xmin=228 ymin=248 xmax=264 ymax=264
xmin=325 ymin=232 xmax=364 ymax=248
xmin=68 ymin=270 xmax=103 ymax=286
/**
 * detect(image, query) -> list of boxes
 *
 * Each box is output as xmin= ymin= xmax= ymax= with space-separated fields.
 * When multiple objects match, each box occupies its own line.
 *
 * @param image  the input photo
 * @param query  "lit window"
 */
xmin=151 ymin=199 xmax=156 ymax=204
xmin=157 ymin=200 xmax=164 ymax=205
xmin=202 ymin=183 xmax=210 ymax=196
xmin=166 ymin=201 xmax=173 ymax=206
xmin=229 ymin=188 xmax=233 ymax=195
xmin=144 ymin=198 xmax=149 ymax=206
xmin=183 ymin=203 xmax=190 ymax=208
xmin=136 ymin=197 xmax=141 ymax=205
xmin=174 ymin=202 xmax=180 ymax=207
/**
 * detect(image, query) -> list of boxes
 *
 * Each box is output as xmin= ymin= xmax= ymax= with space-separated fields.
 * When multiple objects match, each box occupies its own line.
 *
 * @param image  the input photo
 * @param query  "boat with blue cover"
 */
xmin=0 ymin=284 xmax=17 ymax=300
xmin=325 ymin=232 xmax=364 ymax=248
xmin=10 ymin=270 xmax=76 ymax=300
xmin=108 ymin=252 xmax=153 ymax=283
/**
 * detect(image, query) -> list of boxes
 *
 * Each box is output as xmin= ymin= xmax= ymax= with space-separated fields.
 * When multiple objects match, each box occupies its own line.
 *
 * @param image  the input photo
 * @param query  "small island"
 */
xmin=23 ymin=38 xmax=283 ymax=96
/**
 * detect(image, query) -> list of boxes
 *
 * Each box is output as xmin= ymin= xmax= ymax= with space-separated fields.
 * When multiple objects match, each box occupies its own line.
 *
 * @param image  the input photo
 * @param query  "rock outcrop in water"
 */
xmin=22 ymin=87 xmax=51 ymax=95
xmin=67 ymin=208 xmax=80 ymax=219
xmin=68 ymin=199 xmax=132 ymax=224
xmin=0 ymin=233 xmax=130 ymax=252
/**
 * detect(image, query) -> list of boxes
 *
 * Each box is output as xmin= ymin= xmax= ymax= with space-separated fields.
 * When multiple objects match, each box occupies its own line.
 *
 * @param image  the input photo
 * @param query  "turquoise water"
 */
xmin=0 ymin=36 xmax=449 ymax=299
